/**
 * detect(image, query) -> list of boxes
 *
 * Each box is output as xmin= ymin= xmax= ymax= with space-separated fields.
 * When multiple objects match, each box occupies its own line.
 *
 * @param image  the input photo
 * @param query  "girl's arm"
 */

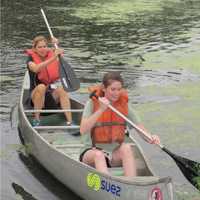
xmin=28 ymin=48 xmax=63 ymax=73
xmin=80 ymin=97 xmax=109 ymax=134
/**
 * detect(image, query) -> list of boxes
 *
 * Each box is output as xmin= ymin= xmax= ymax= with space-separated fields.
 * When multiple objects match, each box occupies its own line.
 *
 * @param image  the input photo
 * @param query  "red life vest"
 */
xmin=25 ymin=49 xmax=59 ymax=85
xmin=89 ymin=85 xmax=128 ymax=144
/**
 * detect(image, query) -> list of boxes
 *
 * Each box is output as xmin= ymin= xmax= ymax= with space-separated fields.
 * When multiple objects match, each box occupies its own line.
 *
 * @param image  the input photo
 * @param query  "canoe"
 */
xmin=18 ymin=71 xmax=176 ymax=200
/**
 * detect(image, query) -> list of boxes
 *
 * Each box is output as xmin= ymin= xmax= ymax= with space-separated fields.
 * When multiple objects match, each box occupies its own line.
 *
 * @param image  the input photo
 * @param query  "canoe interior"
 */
xmin=22 ymin=88 xmax=153 ymax=177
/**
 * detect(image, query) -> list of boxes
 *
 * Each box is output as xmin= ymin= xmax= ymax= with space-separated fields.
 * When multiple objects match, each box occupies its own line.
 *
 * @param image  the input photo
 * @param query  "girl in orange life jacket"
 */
xmin=80 ymin=72 xmax=160 ymax=177
xmin=26 ymin=35 xmax=72 ymax=126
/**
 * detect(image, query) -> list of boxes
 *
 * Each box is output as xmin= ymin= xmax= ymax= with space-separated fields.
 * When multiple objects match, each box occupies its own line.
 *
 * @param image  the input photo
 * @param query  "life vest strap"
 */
xmin=93 ymin=121 xmax=126 ymax=128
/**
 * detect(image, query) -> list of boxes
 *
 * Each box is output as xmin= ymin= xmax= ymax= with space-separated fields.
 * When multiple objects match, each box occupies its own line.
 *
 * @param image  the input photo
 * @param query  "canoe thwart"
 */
xmin=53 ymin=143 xmax=84 ymax=148
xmin=25 ymin=109 xmax=84 ymax=113
xmin=34 ymin=125 xmax=80 ymax=130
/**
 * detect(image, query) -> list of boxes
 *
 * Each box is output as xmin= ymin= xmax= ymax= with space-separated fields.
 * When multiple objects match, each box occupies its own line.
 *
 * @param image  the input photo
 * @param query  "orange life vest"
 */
xmin=89 ymin=85 xmax=128 ymax=144
xmin=25 ymin=49 xmax=59 ymax=85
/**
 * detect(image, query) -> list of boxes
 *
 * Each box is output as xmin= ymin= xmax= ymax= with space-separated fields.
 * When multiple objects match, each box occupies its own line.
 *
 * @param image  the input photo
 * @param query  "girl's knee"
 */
xmin=94 ymin=150 xmax=105 ymax=161
xmin=35 ymin=84 xmax=46 ymax=94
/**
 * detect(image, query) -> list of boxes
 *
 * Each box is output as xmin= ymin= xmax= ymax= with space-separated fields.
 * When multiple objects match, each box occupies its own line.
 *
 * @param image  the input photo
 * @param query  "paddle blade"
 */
xmin=162 ymin=147 xmax=200 ymax=191
xmin=59 ymin=57 xmax=80 ymax=92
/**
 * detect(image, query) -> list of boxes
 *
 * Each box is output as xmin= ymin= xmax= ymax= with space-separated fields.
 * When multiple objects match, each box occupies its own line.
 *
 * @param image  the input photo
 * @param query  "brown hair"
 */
xmin=32 ymin=35 xmax=48 ymax=48
xmin=102 ymin=71 xmax=124 ymax=88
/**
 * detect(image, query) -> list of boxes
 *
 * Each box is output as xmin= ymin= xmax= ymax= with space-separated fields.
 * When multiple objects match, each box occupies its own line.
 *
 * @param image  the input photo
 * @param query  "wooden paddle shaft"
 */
xmin=41 ymin=8 xmax=58 ymax=49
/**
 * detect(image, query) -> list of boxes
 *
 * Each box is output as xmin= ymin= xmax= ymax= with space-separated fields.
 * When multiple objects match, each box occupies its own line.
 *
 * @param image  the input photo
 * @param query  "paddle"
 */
xmin=41 ymin=8 xmax=80 ymax=92
xmin=90 ymin=91 xmax=200 ymax=191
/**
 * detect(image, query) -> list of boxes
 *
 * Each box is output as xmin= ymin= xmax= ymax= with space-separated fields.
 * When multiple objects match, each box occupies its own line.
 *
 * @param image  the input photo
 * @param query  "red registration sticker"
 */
xmin=149 ymin=187 xmax=163 ymax=200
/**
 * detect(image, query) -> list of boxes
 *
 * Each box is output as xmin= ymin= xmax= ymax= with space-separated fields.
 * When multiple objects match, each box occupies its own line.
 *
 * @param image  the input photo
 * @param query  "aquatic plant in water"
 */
xmin=191 ymin=163 xmax=200 ymax=191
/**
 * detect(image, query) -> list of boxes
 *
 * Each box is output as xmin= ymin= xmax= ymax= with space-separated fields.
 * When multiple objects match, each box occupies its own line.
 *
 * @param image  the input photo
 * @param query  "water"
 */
xmin=1 ymin=0 xmax=200 ymax=199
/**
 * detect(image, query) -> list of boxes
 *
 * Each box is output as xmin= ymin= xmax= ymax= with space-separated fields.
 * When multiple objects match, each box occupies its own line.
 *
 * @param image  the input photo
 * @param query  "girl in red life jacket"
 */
xmin=80 ymin=72 xmax=160 ymax=177
xmin=26 ymin=35 xmax=72 ymax=126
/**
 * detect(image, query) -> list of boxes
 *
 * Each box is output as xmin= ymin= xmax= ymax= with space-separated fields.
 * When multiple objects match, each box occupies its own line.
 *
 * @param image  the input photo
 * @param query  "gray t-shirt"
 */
xmin=81 ymin=99 xmax=141 ymax=150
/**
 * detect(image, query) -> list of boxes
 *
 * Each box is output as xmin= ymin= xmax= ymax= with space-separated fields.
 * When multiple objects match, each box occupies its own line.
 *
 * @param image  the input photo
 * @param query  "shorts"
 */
xmin=79 ymin=147 xmax=111 ymax=168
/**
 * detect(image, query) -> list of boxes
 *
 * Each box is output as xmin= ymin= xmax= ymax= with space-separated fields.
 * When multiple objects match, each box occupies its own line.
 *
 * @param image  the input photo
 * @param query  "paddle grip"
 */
xmin=89 ymin=90 xmax=98 ymax=99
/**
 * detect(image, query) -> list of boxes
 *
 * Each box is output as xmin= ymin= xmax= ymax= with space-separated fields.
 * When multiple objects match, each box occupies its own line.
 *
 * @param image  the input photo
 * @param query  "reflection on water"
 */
xmin=1 ymin=0 xmax=200 ymax=87
xmin=12 ymin=182 xmax=38 ymax=200
xmin=16 ymin=153 xmax=82 ymax=200
xmin=1 ymin=0 xmax=200 ymax=199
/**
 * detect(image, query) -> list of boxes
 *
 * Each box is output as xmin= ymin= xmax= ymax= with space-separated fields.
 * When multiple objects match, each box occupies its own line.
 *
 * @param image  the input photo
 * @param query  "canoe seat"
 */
xmin=109 ymin=158 xmax=147 ymax=176
xmin=109 ymin=167 xmax=124 ymax=176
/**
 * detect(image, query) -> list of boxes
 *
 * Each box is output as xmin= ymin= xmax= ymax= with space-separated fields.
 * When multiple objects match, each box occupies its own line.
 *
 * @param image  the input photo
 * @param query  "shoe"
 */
xmin=66 ymin=121 xmax=72 ymax=126
xmin=32 ymin=119 xmax=40 ymax=127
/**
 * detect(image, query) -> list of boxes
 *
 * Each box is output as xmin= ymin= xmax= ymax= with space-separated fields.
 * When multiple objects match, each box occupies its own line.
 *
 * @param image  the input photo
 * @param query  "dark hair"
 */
xmin=102 ymin=71 xmax=123 ymax=88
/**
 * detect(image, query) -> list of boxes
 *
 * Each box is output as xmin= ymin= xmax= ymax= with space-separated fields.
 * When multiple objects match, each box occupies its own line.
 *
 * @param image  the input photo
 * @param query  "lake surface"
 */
xmin=1 ymin=0 xmax=200 ymax=199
